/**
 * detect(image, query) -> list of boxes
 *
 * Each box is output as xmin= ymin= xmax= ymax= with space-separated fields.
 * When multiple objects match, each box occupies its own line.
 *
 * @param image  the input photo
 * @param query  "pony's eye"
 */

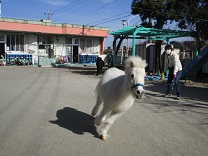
xmin=131 ymin=74 xmax=134 ymax=78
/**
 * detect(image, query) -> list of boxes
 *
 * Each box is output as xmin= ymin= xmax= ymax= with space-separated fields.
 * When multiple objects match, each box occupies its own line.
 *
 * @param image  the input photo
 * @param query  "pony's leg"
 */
xmin=99 ymin=111 xmax=123 ymax=140
xmin=91 ymin=95 xmax=102 ymax=116
xmin=94 ymin=107 xmax=110 ymax=126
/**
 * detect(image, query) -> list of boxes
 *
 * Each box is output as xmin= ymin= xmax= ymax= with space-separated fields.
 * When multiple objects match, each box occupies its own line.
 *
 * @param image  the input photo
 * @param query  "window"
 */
xmin=20 ymin=35 xmax=24 ymax=51
xmin=80 ymin=39 xmax=84 ymax=51
xmin=80 ymin=38 xmax=93 ymax=53
xmin=66 ymin=37 xmax=72 ymax=44
xmin=0 ymin=34 xmax=4 ymax=42
xmin=86 ymin=39 xmax=93 ymax=52
xmin=11 ymin=35 xmax=15 ymax=51
xmin=75 ymin=39 xmax=79 ymax=44
xmin=6 ymin=35 xmax=10 ymax=50
xmin=6 ymin=34 xmax=24 ymax=51
xmin=16 ymin=35 xmax=20 ymax=51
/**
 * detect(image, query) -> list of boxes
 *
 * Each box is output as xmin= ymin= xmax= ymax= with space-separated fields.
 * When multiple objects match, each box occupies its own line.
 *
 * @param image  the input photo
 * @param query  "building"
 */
xmin=0 ymin=17 xmax=109 ymax=66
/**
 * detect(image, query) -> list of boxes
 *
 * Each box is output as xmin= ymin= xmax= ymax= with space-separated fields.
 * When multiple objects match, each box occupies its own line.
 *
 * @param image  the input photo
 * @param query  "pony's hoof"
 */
xmin=100 ymin=134 xmax=108 ymax=141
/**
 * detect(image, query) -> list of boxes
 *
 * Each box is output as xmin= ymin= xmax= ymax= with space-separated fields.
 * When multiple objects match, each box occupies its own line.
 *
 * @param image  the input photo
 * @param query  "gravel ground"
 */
xmin=0 ymin=66 xmax=207 ymax=156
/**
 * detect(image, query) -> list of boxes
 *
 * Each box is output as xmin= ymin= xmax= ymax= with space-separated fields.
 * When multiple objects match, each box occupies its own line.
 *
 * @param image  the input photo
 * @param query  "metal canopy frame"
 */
xmin=110 ymin=26 xmax=197 ymax=66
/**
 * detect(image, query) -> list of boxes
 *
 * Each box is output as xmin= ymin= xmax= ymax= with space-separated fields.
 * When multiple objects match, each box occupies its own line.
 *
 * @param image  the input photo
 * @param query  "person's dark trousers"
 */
xmin=167 ymin=67 xmax=182 ymax=97
xmin=96 ymin=66 xmax=100 ymax=76
xmin=175 ymin=70 xmax=182 ymax=97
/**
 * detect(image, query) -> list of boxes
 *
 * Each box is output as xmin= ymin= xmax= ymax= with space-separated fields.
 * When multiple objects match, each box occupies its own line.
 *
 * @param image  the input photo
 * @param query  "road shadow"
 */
xmin=138 ymin=81 xmax=208 ymax=126
xmin=49 ymin=107 xmax=99 ymax=138
xmin=145 ymin=81 xmax=208 ymax=104
xmin=142 ymin=81 xmax=208 ymax=121
xmin=68 ymin=66 xmax=106 ymax=76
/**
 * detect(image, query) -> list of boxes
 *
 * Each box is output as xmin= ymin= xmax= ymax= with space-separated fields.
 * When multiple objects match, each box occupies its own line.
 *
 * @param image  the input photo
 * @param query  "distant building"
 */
xmin=0 ymin=17 xmax=109 ymax=65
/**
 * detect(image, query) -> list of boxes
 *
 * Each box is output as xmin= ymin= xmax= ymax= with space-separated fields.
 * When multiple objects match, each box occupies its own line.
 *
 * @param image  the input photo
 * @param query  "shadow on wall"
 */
xmin=49 ymin=107 xmax=99 ymax=138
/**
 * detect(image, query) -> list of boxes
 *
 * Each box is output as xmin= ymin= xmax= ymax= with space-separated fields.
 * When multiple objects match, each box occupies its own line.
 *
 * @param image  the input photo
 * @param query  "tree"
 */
xmin=132 ymin=0 xmax=172 ymax=28
xmin=173 ymin=0 xmax=208 ymax=49
xmin=173 ymin=0 xmax=208 ymax=78
xmin=131 ymin=0 xmax=208 ymax=77
xmin=131 ymin=0 xmax=208 ymax=48
xmin=131 ymin=0 xmax=177 ymax=74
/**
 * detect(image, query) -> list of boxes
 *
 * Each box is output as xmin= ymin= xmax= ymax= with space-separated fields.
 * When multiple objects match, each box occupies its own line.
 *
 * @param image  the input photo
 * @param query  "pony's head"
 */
xmin=124 ymin=56 xmax=147 ymax=99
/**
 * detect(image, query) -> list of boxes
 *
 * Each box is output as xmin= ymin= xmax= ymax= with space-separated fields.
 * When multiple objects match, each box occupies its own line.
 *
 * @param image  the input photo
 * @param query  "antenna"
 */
xmin=44 ymin=11 xmax=53 ymax=20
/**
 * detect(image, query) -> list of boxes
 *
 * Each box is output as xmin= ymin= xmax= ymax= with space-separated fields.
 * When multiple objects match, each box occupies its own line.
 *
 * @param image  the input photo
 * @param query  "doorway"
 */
xmin=0 ymin=43 xmax=5 ymax=58
xmin=73 ymin=45 xmax=78 ymax=63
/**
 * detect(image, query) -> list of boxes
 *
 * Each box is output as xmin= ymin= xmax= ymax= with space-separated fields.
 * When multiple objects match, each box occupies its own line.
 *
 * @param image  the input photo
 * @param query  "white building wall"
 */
xmin=26 ymin=34 xmax=37 ymax=53
xmin=25 ymin=33 xmax=38 ymax=64
xmin=54 ymin=36 xmax=65 ymax=57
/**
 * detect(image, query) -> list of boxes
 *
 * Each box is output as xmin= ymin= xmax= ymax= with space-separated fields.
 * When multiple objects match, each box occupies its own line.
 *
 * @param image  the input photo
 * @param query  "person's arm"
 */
xmin=173 ymin=54 xmax=180 ymax=78
xmin=164 ymin=55 xmax=169 ymax=72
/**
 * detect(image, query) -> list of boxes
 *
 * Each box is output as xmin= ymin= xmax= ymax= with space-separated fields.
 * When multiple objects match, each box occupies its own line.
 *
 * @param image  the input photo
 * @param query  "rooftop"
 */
xmin=0 ymin=17 xmax=109 ymax=37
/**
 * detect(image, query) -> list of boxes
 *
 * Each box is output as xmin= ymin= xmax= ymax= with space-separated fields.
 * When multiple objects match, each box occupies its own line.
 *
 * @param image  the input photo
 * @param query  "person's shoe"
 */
xmin=164 ymin=94 xmax=172 ymax=97
xmin=176 ymin=96 xmax=181 ymax=100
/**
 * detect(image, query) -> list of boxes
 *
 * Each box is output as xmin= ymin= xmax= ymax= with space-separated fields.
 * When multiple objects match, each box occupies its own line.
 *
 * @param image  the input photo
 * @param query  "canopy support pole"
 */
xmin=113 ymin=36 xmax=118 ymax=67
xmin=161 ymin=38 xmax=170 ymax=80
xmin=132 ymin=31 xmax=137 ymax=56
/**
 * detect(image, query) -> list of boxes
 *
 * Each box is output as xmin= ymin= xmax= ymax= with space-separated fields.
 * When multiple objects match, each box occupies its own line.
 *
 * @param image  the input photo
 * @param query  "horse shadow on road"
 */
xmin=49 ymin=107 xmax=98 ymax=138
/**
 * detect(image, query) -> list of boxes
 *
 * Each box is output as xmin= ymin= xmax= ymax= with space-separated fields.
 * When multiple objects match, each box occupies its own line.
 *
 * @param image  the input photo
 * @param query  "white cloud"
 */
xmin=45 ymin=0 xmax=68 ymax=6
xmin=100 ymin=0 xmax=115 ymax=3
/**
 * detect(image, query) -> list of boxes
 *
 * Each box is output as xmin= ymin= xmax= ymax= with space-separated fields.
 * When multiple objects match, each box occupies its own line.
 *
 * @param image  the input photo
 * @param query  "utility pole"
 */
xmin=121 ymin=20 xmax=126 ymax=64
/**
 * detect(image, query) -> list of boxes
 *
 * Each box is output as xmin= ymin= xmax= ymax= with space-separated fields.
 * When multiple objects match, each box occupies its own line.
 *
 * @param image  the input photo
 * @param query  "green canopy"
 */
xmin=110 ymin=26 xmax=196 ymax=64
xmin=111 ymin=26 xmax=196 ymax=40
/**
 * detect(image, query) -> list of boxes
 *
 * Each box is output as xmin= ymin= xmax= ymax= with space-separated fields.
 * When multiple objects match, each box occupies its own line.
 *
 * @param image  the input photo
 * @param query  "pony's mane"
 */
xmin=124 ymin=56 xmax=147 ymax=70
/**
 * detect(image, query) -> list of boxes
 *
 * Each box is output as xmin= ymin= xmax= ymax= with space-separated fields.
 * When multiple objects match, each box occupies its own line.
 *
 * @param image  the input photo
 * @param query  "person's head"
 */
xmin=165 ymin=44 xmax=173 ymax=55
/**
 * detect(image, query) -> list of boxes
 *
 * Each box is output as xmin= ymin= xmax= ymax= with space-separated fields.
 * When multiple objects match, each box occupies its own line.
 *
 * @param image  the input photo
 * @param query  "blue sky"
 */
xmin=1 ymin=0 xmax=139 ymax=47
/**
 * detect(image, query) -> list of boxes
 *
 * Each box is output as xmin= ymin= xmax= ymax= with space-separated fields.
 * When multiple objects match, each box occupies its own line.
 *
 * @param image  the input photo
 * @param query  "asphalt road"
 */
xmin=0 ymin=66 xmax=207 ymax=156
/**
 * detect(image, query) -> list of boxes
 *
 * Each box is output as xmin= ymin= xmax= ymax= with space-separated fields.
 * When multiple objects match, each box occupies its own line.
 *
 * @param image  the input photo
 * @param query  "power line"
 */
xmin=53 ymin=0 xmax=94 ymax=21
xmin=93 ymin=0 xmax=119 ymax=12
xmin=51 ymin=0 xmax=76 ymax=13
xmin=53 ymin=0 xmax=87 ymax=14
xmin=58 ymin=0 xmax=94 ymax=15
xmin=53 ymin=0 xmax=119 ymax=22
xmin=134 ymin=7 xmax=208 ymax=22
xmin=91 ymin=14 xmax=132 ymax=26
xmin=86 ymin=6 xmax=207 ymax=27
xmin=85 ymin=11 xmax=130 ymax=25
xmin=82 ymin=0 xmax=119 ymax=18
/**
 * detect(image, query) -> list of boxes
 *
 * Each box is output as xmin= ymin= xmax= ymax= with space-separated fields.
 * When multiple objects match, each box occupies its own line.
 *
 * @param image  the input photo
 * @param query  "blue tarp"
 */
xmin=145 ymin=75 xmax=167 ymax=81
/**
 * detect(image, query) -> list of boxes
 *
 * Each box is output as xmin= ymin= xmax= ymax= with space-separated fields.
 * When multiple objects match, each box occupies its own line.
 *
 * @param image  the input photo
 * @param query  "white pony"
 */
xmin=91 ymin=56 xmax=147 ymax=140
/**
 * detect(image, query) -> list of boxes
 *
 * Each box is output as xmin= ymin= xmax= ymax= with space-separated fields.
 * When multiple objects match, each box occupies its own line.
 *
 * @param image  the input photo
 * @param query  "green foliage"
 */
xmin=131 ymin=0 xmax=208 ymax=47
xmin=175 ymin=0 xmax=208 ymax=47
xmin=131 ymin=0 xmax=179 ymax=28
